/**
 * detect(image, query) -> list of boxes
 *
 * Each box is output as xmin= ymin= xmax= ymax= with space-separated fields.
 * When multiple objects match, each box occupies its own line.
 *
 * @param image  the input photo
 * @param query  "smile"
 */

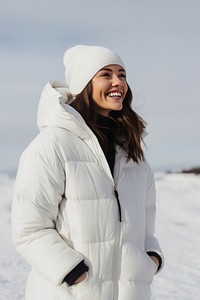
xmin=107 ymin=92 xmax=122 ymax=98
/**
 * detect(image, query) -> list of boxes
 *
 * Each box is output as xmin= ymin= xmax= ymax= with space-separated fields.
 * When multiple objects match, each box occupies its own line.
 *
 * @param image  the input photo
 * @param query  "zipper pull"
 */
xmin=114 ymin=187 xmax=122 ymax=222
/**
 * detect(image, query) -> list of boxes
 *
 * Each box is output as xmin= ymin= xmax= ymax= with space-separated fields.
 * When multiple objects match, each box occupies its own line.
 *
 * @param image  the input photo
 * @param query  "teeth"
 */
xmin=108 ymin=92 xmax=122 ymax=97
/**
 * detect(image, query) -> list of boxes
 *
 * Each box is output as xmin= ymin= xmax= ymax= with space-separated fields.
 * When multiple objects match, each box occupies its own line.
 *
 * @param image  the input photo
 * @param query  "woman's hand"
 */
xmin=150 ymin=255 xmax=159 ymax=268
xmin=74 ymin=272 xmax=87 ymax=284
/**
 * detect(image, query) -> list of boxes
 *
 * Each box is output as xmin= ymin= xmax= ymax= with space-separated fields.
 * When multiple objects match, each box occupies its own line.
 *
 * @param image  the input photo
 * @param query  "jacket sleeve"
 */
xmin=11 ymin=135 xmax=85 ymax=286
xmin=144 ymin=162 xmax=164 ymax=272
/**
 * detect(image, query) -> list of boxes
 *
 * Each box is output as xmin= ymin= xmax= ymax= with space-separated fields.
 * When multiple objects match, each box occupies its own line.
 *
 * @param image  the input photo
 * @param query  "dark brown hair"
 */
xmin=70 ymin=83 xmax=146 ymax=163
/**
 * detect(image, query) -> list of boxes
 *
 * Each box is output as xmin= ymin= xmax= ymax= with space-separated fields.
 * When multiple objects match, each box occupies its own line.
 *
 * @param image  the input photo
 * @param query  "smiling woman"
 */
xmin=11 ymin=45 xmax=164 ymax=300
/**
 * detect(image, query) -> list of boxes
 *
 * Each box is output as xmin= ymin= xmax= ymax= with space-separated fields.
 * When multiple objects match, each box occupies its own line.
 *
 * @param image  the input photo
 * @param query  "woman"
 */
xmin=12 ymin=45 xmax=163 ymax=300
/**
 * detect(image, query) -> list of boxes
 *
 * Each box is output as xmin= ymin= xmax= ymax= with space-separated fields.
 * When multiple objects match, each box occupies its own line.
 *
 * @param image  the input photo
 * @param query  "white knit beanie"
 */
xmin=63 ymin=45 xmax=125 ymax=96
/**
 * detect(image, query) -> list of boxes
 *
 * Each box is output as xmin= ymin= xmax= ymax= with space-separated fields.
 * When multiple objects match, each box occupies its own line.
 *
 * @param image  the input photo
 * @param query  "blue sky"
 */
xmin=1 ymin=0 xmax=200 ymax=173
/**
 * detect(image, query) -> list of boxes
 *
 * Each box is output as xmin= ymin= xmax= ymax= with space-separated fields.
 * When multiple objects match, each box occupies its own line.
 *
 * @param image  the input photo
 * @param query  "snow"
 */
xmin=0 ymin=171 xmax=200 ymax=299
xmin=152 ymin=172 xmax=200 ymax=299
xmin=0 ymin=173 xmax=30 ymax=299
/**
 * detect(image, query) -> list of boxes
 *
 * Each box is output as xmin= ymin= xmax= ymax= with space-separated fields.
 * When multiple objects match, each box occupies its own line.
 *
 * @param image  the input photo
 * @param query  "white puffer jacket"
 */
xmin=12 ymin=81 xmax=163 ymax=300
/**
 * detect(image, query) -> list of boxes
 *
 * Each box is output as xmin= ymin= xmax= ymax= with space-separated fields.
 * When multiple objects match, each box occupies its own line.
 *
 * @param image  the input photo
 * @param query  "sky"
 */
xmin=0 ymin=0 xmax=200 ymax=173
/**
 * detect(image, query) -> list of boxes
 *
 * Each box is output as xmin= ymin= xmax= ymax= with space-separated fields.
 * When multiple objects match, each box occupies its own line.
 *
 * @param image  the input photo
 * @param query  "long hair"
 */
xmin=70 ymin=83 xmax=146 ymax=163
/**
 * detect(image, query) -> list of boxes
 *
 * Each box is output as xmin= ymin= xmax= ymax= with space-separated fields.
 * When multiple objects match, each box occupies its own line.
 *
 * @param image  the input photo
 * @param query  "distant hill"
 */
xmin=167 ymin=167 xmax=200 ymax=175
xmin=178 ymin=167 xmax=200 ymax=175
xmin=180 ymin=167 xmax=200 ymax=175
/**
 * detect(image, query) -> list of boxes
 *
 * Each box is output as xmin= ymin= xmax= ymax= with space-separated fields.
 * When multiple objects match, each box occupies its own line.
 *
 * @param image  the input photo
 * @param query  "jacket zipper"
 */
xmin=112 ymin=151 xmax=122 ymax=299
xmin=112 ymin=189 xmax=121 ymax=300
xmin=87 ymin=132 xmax=122 ymax=298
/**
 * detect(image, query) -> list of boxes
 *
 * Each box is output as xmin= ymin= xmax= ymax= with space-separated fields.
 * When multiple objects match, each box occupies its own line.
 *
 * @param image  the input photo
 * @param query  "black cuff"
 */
xmin=147 ymin=251 xmax=162 ymax=272
xmin=63 ymin=260 xmax=89 ymax=286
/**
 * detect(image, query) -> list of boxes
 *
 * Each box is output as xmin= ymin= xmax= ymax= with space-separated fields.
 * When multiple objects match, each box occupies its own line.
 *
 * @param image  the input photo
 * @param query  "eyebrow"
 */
xmin=100 ymin=67 xmax=126 ymax=73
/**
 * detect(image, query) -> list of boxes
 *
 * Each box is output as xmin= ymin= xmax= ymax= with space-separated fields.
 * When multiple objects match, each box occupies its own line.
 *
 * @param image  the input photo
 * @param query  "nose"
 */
xmin=112 ymin=75 xmax=122 ymax=86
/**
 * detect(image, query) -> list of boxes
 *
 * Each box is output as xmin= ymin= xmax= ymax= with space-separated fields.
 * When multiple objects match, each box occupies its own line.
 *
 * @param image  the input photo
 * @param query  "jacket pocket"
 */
xmin=66 ymin=273 xmax=107 ymax=300
xmin=120 ymin=242 xmax=157 ymax=284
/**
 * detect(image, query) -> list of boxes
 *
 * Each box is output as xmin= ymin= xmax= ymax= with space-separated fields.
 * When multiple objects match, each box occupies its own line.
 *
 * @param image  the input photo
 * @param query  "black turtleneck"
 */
xmin=96 ymin=115 xmax=116 ymax=175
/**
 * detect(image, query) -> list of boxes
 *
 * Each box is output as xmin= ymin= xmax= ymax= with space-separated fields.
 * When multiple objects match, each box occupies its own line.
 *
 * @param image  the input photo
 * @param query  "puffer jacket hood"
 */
xmin=37 ymin=81 xmax=90 ymax=140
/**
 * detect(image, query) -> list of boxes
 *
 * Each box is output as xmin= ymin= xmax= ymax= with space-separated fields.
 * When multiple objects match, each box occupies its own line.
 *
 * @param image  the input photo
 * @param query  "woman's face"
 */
xmin=91 ymin=64 xmax=128 ymax=116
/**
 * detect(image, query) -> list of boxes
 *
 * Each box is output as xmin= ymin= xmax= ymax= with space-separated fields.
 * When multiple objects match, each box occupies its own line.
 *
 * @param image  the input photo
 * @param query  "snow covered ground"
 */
xmin=0 ymin=171 xmax=200 ymax=299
